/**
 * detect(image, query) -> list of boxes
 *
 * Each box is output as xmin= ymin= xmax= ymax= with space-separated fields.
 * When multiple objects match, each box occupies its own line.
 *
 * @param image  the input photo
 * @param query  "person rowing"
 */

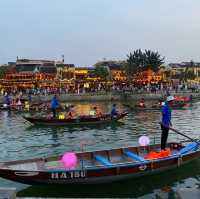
xmin=160 ymin=95 xmax=174 ymax=150
xmin=51 ymin=95 xmax=60 ymax=118
xmin=111 ymin=104 xmax=118 ymax=119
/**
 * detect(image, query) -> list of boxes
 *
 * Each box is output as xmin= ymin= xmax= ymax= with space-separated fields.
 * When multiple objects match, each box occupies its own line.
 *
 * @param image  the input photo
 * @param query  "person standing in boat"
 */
xmin=4 ymin=93 xmax=11 ymax=107
xmin=51 ymin=95 xmax=60 ymax=118
xmin=111 ymin=104 xmax=118 ymax=118
xmin=160 ymin=95 xmax=174 ymax=150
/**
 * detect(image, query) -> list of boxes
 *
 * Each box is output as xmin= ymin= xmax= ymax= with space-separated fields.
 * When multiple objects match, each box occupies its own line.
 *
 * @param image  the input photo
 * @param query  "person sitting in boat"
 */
xmin=11 ymin=98 xmax=16 ymax=106
xmin=51 ymin=95 xmax=60 ymax=118
xmin=152 ymin=99 xmax=164 ymax=108
xmin=24 ymin=101 xmax=30 ymax=111
xmin=89 ymin=107 xmax=97 ymax=116
xmin=136 ymin=98 xmax=146 ymax=108
xmin=16 ymin=98 xmax=22 ymax=106
xmin=67 ymin=105 xmax=76 ymax=119
xmin=58 ymin=112 xmax=65 ymax=119
xmin=111 ymin=104 xmax=118 ymax=118
xmin=96 ymin=108 xmax=103 ymax=117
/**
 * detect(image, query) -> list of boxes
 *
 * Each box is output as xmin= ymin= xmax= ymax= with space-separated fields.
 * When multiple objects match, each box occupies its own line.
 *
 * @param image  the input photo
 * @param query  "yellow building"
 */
xmin=135 ymin=69 xmax=165 ymax=83
xmin=111 ymin=69 xmax=127 ymax=81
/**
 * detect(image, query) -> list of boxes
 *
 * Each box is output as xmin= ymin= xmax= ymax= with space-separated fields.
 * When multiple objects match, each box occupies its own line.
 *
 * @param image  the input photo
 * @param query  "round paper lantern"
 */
xmin=61 ymin=152 xmax=78 ymax=169
xmin=138 ymin=136 xmax=150 ymax=146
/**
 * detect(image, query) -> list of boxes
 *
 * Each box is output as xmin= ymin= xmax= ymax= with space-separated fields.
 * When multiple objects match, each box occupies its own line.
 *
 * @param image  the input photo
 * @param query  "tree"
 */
xmin=125 ymin=49 xmax=165 ymax=79
xmin=0 ymin=65 xmax=8 ymax=78
xmin=180 ymin=61 xmax=196 ymax=82
xmin=90 ymin=66 xmax=110 ymax=81
xmin=144 ymin=50 xmax=165 ymax=72
xmin=125 ymin=49 xmax=145 ymax=80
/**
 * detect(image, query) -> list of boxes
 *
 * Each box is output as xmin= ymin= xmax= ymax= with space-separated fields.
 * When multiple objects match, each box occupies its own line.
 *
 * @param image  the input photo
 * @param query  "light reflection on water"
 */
xmin=0 ymin=101 xmax=200 ymax=198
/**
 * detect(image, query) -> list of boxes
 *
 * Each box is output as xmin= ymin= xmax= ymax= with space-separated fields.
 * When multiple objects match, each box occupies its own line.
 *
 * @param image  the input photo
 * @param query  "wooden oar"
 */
xmin=168 ymin=126 xmax=195 ymax=142
xmin=160 ymin=122 xmax=195 ymax=142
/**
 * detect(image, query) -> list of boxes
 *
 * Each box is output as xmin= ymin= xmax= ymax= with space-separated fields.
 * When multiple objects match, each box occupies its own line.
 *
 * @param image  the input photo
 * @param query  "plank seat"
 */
xmin=123 ymin=150 xmax=148 ymax=163
xmin=94 ymin=155 xmax=113 ymax=167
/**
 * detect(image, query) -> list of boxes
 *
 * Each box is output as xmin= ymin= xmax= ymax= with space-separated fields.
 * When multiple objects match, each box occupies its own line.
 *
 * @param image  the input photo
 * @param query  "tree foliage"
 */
xmin=125 ymin=49 xmax=165 ymax=78
xmin=0 ymin=66 xmax=8 ymax=78
xmin=90 ymin=66 xmax=110 ymax=80
xmin=180 ymin=61 xmax=197 ymax=82
xmin=144 ymin=50 xmax=165 ymax=72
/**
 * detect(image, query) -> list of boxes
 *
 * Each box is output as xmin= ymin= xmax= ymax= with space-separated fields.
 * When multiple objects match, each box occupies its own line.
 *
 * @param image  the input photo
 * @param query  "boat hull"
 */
xmin=0 ymin=148 xmax=199 ymax=185
xmin=123 ymin=104 xmax=191 ymax=111
xmin=23 ymin=113 xmax=127 ymax=126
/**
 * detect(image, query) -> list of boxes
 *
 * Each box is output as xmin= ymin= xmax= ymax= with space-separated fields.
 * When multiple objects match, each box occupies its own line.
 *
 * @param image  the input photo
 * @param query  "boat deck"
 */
xmin=3 ymin=144 xmax=182 ymax=171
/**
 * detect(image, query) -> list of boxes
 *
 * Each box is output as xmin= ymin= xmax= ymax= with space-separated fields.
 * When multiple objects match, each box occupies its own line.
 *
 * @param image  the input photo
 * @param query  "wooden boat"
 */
xmin=23 ymin=112 xmax=128 ymax=126
xmin=0 ymin=141 xmax=199 ymax=185
xmin=0 ymin=103 xmax=71 ymax=114
xmin=0 ymin=102 xmax=42 ymax=111
xmin=123 ymin=102 xmax=191 ymax=111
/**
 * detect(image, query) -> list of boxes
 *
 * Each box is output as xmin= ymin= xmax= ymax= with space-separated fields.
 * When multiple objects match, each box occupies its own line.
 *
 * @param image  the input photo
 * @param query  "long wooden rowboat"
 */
xmin=123 ymin=103 xmax=191 ymax=111
xmin=0 ymin=141 xmax=199 ymax=185
xmin=0 ymin=104 xmax=70 ymax=114
xmin=23 ymin=112 xmax=128 ymax=126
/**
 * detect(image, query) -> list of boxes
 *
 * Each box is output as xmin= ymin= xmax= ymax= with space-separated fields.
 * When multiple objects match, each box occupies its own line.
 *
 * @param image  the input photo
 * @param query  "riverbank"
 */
xmin=0 ymin=91 xmax=200 ymax=103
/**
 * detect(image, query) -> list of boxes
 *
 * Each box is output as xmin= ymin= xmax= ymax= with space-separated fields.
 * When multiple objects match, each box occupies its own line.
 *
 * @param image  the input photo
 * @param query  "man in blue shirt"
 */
xmin=160 ymin=95 xmax=174 ymax=150
xmin=51 ymin=95 xmax=60 ymax=118
xmin=111 ymin=104 xmax=118 ymax=118
xmin=4 ymin=93 xmax=11 ymax=106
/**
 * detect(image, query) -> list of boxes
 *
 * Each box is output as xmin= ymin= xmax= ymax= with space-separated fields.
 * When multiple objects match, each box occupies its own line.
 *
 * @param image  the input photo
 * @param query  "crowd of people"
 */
xmin=0 ymin=81 xmax=200 ymax=99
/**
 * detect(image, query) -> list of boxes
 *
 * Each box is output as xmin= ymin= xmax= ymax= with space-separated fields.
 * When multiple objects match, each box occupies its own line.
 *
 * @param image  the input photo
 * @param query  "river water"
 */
xmin=0 ymin=101 xmax=200 ymax=198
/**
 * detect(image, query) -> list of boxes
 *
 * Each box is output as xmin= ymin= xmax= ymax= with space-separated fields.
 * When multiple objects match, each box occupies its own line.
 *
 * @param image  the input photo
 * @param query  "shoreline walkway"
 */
xmin=0 ymin=91 xmax=199 ymax=103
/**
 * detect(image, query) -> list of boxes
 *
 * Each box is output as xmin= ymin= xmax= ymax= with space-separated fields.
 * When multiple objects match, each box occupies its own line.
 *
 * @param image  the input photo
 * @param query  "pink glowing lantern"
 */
xmin=138 ymin=136 xmax=150 ymax=147
xmin=61 ymin=152 xmax=78 ymax=169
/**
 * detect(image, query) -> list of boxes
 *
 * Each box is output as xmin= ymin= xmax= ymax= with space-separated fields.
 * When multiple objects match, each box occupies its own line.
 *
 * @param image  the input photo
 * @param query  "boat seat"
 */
xmin=123 ymin=150 xmax=148 ymax=163
xmin=94 ymin=155 xmax=113 ymax=167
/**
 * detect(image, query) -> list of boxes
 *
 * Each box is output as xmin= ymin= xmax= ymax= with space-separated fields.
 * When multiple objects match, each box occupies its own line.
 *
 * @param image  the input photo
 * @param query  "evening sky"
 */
xmin=0 ymin=0 xmax=200 ymax=66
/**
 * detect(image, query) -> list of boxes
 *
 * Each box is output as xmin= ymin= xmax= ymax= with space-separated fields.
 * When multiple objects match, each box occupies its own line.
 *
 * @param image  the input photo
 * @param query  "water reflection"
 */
xmin=0 ymin=101 xmax=200 ymax=198
xmin=18 ymin=159 xmax=200 ymax=198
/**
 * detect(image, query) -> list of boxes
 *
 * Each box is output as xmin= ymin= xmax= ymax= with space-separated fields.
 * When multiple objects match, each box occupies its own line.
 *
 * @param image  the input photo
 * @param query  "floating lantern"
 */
xmin=138 ymin=136 xmax=150 ymax=146
xmin=61 ymin=152 xmax=77 ymax=169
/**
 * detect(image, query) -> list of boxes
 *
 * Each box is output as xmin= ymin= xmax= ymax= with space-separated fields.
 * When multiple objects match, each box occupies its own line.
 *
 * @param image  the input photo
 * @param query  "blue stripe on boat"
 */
xmin=124 ymin=150 xmax=148 ymax=163
xmin=178 ymin=142 xmax=198 ymax=155
xmin=95 ymin=155 xmax=113 ymax=166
